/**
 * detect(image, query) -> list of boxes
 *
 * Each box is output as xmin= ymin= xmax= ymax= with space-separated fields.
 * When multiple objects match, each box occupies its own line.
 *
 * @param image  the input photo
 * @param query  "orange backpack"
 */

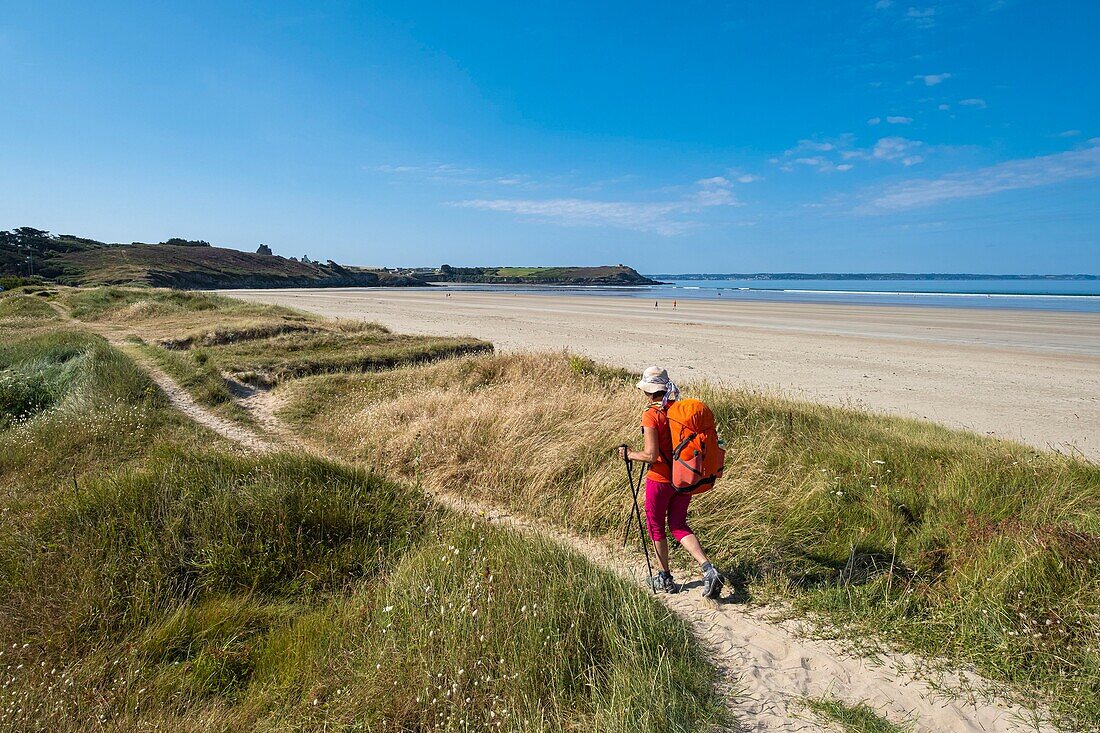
xmin=661 ymin=399 xmax=726 ymax=495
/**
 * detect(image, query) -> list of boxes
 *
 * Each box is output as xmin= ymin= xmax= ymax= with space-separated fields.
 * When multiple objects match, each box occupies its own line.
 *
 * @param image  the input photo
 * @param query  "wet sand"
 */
xmin=221 ymin=288 xmax=1100 ymax=460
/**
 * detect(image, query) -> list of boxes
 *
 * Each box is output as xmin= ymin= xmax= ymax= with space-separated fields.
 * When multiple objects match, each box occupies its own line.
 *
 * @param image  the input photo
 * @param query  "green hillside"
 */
xmin=427 ymin=264 xmax=658 ymax=285
xmin=0 ymin=227 xmax=426 ymax=289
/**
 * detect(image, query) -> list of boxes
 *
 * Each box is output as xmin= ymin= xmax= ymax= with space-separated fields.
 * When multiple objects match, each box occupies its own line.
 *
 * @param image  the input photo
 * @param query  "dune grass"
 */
xmin=0 ymin=331 xmax=90 ymax=427
xmin=208 ymin=329 xmax=492 ymax=387
xmin=59 ymin=286 xmax=493 ymax=388
xmin=59 ymin=286 xmax=322 ymax=344
xmin=0 ymin=292 xmax=60 ymax=322
xmin=805 ymin=696 xmax=910 ymax=733
xmin=63 ymin=286 xmax=239 ymax=320
xmin=157 ymin=320 xmax=323 ymax=350
xmin=279 ymin=350 xmax=1100 ymax=729
xmin=0 ymin=331 xmax=215 ymax=515
xmin=1 ymin=449 xmax=722 ymax=732
xmin=143 ymin=310 xmax=492 ymax=391
xmin=129 ymin=340 xmax=255 ymax=425
xmin=0 ymin=297 xmax=724 ymax=733
xmin=246 ymin=516 xmax=722 ymax=732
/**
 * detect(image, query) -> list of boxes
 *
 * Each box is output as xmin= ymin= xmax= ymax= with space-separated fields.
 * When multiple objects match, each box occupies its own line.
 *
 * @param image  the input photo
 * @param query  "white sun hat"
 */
xmin=637 ymin=366 xmax=671 ymax=393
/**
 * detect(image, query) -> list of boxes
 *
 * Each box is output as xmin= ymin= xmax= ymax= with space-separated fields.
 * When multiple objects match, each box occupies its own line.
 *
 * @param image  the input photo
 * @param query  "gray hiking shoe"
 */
xmin=701 ymin=566 xmax=723 ymax=599
xmin=650 ymin=571 xmax=679 ymax=594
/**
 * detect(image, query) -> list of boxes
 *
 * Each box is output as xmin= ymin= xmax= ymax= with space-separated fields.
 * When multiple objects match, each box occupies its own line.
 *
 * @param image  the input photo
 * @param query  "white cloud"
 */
xmin=875 ymin=0 xmax=893 ymax=8
xmin=692 ymin=176 xmax=737 ymax=206
xmin=450 ymin=199 xmax=688 ymax=235
xmin=938 ymin=103 xmax=950 ymax=110
xmin=373 ymin=162 xmax=545 ymax=188
xmin=1054 ymin=129 xmax=1081 ymax=138
xmin=777 ymin=139 xmax=846 ymax=170
xmin=450 ymin=177 xmax=741 ymax=236
xmin=778 ymin=134 xmax=927 ymax=171
xmin=915 ymin=73 xmax=951 ymax=86
xmin=736 ymin=174 xmax=763 ymax=183
xmin=862 ymin=143 xmax=1100 ymax=211
xmin=906 ymin=7 xmax=936 ymax=27
xmin=788 ymin=156 xmax=855 ymax=173
xmin=959 ymin=98 xmax=987 ymax=109
xmin=873 ymin=137 xmax=924 ymax=165
xmin=872 ymin=116 xmax=913 ymax=125
xmin=373 ymin=164 xmax=424 ymax=173
xmin=786 ymin=139 xmax=836 ymax=154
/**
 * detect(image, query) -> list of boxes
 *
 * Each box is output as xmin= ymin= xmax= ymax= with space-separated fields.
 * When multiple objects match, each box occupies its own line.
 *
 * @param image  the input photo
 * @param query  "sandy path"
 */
xmin=113 ymin=341 xmax=276 ymax=453
xmin=221 ymin=289 xmax=1100 ymax=461
xmin=124 ymin=351 xmax=1058 ymax=733
xmin=435 ymin=496 xmax=1054 ymax=733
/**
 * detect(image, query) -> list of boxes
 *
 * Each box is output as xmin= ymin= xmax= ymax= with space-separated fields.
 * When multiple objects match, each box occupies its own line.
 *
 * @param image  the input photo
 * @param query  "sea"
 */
xmin=433 ymin=277 xmax=1100 ymax=313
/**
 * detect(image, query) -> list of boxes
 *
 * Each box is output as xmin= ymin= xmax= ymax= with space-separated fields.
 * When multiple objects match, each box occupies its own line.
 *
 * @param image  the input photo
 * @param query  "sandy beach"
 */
xmin=222 ymin=288 xmax=1100 ymax=461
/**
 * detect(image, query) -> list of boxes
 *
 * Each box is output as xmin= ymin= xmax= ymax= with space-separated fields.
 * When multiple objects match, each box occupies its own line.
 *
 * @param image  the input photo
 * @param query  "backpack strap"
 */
xmin=643 ymin=403 xmax=674 ymax=467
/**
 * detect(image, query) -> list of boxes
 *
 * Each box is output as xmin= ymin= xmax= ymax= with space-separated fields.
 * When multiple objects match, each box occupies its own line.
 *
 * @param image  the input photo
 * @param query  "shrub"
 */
xmin=0 ymin=333 xmax=91 ymax=426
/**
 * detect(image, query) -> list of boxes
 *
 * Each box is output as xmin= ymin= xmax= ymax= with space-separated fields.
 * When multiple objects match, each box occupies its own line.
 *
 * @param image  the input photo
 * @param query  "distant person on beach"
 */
xmin=654 ymin=301 xmax=658 ymax=309
xmin=673 ymin=300 xmax=677 ymax=309
xmin=618 ymin=367 xmax=722 ymax=597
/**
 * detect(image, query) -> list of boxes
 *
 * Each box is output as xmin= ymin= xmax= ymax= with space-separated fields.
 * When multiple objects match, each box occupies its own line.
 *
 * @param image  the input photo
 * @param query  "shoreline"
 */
xmin=221 ymin=287 xmax=1100 ymax=461
xmin=416 ymin=282 xmax=1100 ymax=312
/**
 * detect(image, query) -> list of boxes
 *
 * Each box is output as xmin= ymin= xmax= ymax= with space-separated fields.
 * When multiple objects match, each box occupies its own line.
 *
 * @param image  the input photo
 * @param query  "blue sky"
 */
xmin=1 ymin=1 xmax=1097 ymax=273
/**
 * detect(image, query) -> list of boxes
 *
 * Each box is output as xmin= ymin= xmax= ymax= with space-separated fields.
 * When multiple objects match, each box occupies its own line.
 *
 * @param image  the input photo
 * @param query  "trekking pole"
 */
xmin=620 ymin=453 xmax=640 ymax=545
xmin=620 ymin=445 xmax=655 ymax=593
xmin=620 ymin=457 xmax=644 ymax=547
xmin=634 ymin=459 xmax=663 ymax=590
xmin=619 ymin=444 xmax=639 ymax=546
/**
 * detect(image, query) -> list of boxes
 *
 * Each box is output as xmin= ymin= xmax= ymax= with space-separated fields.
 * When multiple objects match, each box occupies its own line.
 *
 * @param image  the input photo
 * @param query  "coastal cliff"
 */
xmin=0 ymin=227 xmax=427 ymax=289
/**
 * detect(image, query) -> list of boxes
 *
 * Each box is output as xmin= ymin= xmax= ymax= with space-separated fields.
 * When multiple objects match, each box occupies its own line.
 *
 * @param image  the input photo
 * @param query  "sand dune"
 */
xmin=221 ymin=288 xmax=1100 ymax=461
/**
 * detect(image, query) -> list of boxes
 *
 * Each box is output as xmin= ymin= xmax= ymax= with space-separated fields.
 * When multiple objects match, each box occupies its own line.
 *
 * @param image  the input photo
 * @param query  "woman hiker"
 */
xmin=618 ymin=366 xmax=722 ymax=598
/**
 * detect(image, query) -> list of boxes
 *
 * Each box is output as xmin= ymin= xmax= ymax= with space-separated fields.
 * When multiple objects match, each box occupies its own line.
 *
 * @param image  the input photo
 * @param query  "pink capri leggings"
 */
xmin=645 ymin=478 xmax=693 ymax=543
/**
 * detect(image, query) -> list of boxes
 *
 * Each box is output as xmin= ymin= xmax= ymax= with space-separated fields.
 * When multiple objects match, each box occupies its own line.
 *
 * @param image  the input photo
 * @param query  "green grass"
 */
xmin=0 ymin=449 xmax=424 ymax=730
xmin=62 ymin=286 xmax=284 ymax=321
xmin=805 ymin=696 xmax=909 ymax=733
xmin=245 ymin=518 xmax=723 ymax=732
xmin=280 ymin=351 xmax=1100 ymax=730
xmin=494 ymin=267 xmax=547 ymax=277
xmin=0 ymin=447 xmax=723 ymax=732
xmin=157 ymin=320 xmax=322 ymax=349
xmin=0 ymin=292 xmax=60 ymax=322
xmin=131 ymin=341 xmax=254 ymax=425
xmin=60 ymin=286 xmax=491 ymax=388
xmin=0 ymin=299 xmax=724 ymax=733
xmin=0 ymin=331 xmax=210 ymax=510
xmin=208 ymin=329 xmax=492 ymax=386
xmin=0 ymin=331 xmax=89 ymax=427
